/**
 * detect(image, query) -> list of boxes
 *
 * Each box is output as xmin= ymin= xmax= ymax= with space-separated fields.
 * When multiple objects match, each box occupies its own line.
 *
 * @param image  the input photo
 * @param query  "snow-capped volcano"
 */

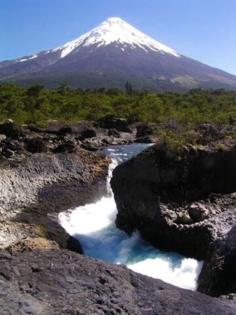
xmin=53 ymin=17 xmax=180 ymax=58
xmin=1 ymin=17 xmax=236 ymax=91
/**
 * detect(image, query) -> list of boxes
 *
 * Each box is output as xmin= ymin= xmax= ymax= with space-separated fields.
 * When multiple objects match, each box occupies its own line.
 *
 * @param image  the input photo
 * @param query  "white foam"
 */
xmin=60 ymin=196 xmax=116 ymax=234
xmin=128 ymin=255 xmax=203 ymax=291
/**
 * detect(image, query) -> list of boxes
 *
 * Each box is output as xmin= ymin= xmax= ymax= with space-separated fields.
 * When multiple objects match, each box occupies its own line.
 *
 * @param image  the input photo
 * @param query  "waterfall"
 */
xmin=59 ymin=144 xmax=203 ymax=290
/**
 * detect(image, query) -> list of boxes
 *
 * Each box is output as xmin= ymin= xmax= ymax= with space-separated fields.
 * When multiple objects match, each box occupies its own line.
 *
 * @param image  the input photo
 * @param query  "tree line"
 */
xmin=0 ymin=83 xmax=236 ymax=128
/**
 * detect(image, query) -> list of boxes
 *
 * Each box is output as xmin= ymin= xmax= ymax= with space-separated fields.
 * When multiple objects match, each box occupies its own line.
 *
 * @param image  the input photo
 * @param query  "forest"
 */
xmin=0 ymin=83 xmax=236 ymax=130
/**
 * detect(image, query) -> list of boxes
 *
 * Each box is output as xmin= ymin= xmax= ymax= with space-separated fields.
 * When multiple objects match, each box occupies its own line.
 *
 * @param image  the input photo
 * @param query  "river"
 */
xmin=59 ymin=144 xmax=203 ymax=290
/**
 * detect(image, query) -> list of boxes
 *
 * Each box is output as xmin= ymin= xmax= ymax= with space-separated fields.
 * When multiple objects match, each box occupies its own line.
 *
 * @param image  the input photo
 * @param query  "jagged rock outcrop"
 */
xmin=111 ymin=143 xmax=236 ymax=296
xmin=0 ymin=248 xmax=235 ymax=315
xmin=0 ymin=121 xmax=110 ymax=254
xmin=0 ymin=150 xmax=109 ymax=217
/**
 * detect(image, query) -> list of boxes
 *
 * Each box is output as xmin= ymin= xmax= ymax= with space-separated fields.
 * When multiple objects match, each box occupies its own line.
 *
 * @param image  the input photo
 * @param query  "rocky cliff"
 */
xmin=111 ymin=143 xmax=236 ymax=296
xmin=0 ymin=121 xmax=110 ymax=254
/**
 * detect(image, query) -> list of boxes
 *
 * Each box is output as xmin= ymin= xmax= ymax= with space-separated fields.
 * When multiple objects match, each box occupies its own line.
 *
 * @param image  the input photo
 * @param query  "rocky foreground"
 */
xmin=0 ymin=247 xmax=235 ymax=315
xmin=0 ymin=119 xmax=236 ymax=314
xmin=0 ymin=117 xmax=154 ymax=253
xmin=111 ymin=142 xmax=236 ymax=297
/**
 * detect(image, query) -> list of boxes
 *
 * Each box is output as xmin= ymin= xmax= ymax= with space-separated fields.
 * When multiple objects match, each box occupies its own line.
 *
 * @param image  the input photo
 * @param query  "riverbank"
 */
xmin=0 ymin=120 xmax=111 ymax=254
xmin=0 ymin=119 xmax=236 ymax=313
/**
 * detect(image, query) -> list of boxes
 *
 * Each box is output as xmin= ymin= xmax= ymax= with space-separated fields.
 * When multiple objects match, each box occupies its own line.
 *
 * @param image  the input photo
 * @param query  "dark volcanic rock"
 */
xmin=97 ymin=115 xmax=132 ymax=132
xmin=0 ymin=150 xmax=108 ymax=214
xmin=25 ymin=137 xmax=48 ymax=153
xmin=111 ymin=144 xmax=236 ymax=246
xmin=188 ymin=203 xmax=209 ymax=222
xmin=0 ymin=120 xmax=25 ymax=139
xmin=0 ymin=121 xmax=123 ymax=258
xmin=29 ymin=121 xmax=97 ymax=141
xmin=0 ymin=248 xmax=235 ymax=315
xmin=111 ymin=143 xmax=236 ymax=296
xmin=136 ymin=123 xmax=154 ymax=138
xmin=0 ymin=142 xmax=109 ymax=255
xmin=57 ymin=121 xmax=97 ymax=140
xmin=53 ymin=140 xmax=76 ymax=153
xmin=198 ymin=218 xmax=236 ymax=296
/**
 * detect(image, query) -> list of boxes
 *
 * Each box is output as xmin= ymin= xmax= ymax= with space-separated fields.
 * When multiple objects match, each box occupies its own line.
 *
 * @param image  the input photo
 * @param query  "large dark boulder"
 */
xmin=53 ymin=140 xmax=77 ymax=153
xmin=0 ymin=248 xmax=235 ymax=315
xmin=0 ymin=120 xmax=25 ymax=139
xmin=136 ymin=123 xmax=154 ymax=138
xmin=25 ymin=137 xmax=48 ymax=153
xmin=111 ymin=143 xmax=236 ymax=296
xmin=97 ymin=115 xmax=132 ymax=132
xmin=58 ymin=122 xmax=96 ymax=140
xmin=111 ymin=143 xmax=236 ymax=211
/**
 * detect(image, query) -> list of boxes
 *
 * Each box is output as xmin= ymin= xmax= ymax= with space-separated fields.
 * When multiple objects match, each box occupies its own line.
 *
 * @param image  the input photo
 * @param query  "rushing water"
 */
xmin=59 ymin=144 xmax=203 ymax=290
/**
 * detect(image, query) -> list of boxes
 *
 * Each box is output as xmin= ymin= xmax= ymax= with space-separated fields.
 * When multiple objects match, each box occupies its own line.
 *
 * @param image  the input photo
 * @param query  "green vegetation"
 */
xmin=0 ymin=83 xmax=236 ymax=129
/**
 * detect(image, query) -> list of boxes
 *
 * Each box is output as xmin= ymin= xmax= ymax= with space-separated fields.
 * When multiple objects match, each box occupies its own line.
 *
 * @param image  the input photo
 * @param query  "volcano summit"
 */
xmin=1 ymin=17 xmax=236 ymax=91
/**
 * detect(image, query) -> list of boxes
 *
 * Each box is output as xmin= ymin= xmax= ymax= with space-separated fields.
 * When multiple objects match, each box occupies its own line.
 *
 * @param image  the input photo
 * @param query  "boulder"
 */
xmin=136 ymin=123 xmax=153 ymax=138
xmin=111 ymin=143 xmax=236 ymax=296
xmin=0 ymin=120 xmax=25 ymax=139
xmin=97 ymin=115 xmax=132 ymax=132
xmin=58 ymin=121 xmax=96 ymax=140
xmin=188 ymin=203 xmax=209 ymax=222
xmin=53 ymin=140 xmax=77 ymax=153
xmin=25 ymin=138 xmax=48 ymax=153
xmin=111 ymin=143 xmax=236 ymax=212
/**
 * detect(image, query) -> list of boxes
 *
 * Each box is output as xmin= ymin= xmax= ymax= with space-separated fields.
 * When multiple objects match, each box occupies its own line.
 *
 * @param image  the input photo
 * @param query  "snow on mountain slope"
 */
xmin=53 ymin=17 xmax=180 ymax=58
xmin=1 ymin=17 xmax=236 ymax=91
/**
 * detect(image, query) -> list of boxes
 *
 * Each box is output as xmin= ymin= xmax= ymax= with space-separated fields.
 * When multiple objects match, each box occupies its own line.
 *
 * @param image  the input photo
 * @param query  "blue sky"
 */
xmin=1 ymin=0 xmax=236 ymax=74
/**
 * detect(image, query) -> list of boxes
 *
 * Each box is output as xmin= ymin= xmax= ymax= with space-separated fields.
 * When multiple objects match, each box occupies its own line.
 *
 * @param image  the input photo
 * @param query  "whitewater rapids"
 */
xmin=59 ymin=145 xmax=203 ymax=290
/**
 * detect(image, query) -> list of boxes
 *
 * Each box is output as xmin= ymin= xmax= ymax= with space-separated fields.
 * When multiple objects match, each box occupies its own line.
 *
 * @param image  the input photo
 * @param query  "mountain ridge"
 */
xmin=1 ymin=17 xmax=236 ymax=91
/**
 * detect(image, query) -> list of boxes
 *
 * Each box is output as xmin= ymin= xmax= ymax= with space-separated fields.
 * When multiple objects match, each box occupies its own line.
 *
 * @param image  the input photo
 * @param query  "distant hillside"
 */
xmin=1 ymin=17 xmax=236 ymax=91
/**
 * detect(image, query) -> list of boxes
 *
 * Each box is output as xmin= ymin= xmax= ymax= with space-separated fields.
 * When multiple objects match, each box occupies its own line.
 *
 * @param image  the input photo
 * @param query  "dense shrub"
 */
xmin=0 ymin=83 xmax=235 ymax=129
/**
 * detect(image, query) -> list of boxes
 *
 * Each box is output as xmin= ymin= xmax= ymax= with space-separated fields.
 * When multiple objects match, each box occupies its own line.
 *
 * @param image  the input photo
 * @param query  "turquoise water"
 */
xmin=59 ymin=144 xmax=203 ymax=290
